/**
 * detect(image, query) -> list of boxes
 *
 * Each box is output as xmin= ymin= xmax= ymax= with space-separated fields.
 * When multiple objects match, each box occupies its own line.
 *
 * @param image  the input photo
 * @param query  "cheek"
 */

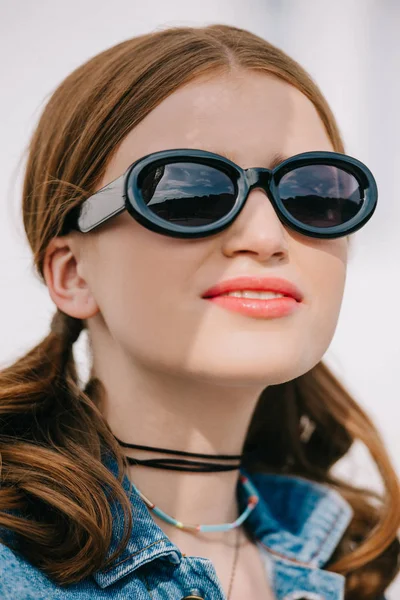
xmin=304 ymin=240 xmax=347 ymax=341
xmin=89 ymin=234 xmax=194 ymax=363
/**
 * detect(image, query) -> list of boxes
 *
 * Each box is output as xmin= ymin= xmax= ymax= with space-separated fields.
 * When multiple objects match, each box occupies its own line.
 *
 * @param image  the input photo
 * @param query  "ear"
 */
xmin=43 ymin=235 xmax=99 ymax=320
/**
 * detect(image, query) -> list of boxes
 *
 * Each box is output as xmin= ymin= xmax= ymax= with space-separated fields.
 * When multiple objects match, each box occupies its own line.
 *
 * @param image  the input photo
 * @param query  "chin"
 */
xmin=184 ymin=349 xmax=323 ymax=387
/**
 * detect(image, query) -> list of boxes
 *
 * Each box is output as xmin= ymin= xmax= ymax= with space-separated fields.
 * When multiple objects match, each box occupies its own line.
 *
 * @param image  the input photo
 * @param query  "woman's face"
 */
xmin=75 ymin=71 xmax=348 ymax=386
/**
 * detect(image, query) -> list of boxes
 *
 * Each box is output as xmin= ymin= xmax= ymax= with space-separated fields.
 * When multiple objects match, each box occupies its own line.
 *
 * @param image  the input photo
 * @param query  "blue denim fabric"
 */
xmin=0 ymin=450 xmax=384 ymax=599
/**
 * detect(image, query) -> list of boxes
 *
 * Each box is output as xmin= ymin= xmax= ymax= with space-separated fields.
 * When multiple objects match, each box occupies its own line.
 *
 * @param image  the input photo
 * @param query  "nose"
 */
xmin=220 ymin=171 xmax=289 ymax=261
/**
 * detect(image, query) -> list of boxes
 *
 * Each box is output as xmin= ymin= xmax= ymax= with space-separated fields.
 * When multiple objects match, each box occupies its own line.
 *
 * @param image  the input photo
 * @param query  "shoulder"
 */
xmin=243 ymin=469 xmax=354 ymax=567
xmin=0 ymin=542 xmax=53 ymax=600
xmin=247 ymin=469 xmax=354 ymax=528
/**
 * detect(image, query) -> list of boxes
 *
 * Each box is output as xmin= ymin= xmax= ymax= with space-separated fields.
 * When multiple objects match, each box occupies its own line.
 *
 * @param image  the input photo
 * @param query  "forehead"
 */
xmin=101 ymin=71 xmax=333 ymax=185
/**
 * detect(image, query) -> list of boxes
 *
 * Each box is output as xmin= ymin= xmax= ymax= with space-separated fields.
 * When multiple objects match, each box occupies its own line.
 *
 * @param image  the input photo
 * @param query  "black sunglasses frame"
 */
xmin=62 ymin=148 xmax=378 ymax=240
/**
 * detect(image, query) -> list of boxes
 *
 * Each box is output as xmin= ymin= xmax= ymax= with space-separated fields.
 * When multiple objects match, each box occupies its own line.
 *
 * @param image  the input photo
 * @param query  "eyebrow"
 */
xmin=268 ymin=152 xmax=290 ymax=169
xmin=206 ymin=148 xmax=289 ymax=170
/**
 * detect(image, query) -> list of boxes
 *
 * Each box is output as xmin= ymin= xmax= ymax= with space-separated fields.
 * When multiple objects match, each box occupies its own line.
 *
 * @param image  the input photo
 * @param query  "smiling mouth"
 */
xmin=204 ymin=293 xmax=301 ymax=319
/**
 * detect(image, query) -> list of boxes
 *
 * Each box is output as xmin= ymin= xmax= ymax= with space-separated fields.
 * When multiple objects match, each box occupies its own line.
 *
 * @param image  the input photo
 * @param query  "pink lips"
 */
xmin=202 ymin=276 xmax=303 ymax=319
xmin=202 ymin=276 xmax=303 ymax=301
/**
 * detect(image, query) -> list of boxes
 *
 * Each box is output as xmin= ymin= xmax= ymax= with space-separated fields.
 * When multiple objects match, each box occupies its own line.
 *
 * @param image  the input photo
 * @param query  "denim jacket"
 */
xmin=0 ymin=451 xmax=388 ymax=600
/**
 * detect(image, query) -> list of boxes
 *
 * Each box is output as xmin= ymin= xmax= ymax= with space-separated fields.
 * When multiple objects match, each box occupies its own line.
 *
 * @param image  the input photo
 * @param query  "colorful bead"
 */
xmin=129 ymin=468 xmax=259 ymax=533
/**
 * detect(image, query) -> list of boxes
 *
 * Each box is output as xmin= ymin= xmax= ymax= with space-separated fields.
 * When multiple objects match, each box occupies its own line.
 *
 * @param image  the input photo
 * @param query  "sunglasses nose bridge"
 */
xmin=244 ymin=167 xmax=272 ymax=194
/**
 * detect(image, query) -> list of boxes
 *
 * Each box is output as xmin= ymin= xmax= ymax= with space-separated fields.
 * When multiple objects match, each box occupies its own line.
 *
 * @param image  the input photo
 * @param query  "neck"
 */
xmin=93 ymin=344 xmax=266 ymax=542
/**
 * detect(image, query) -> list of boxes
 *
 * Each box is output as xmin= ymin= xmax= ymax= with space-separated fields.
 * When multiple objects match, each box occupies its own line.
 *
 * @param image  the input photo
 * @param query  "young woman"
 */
xmin=0 ymin=23 xmax=398 ymax=600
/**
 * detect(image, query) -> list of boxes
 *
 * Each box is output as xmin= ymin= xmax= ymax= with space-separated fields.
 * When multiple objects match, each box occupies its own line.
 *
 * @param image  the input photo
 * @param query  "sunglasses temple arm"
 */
xmin=77 ymin=175 xmax=126 ymax=233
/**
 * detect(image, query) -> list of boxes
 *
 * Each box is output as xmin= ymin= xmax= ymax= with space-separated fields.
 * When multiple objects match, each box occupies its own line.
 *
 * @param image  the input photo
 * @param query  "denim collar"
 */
xmin=93 ymin=451 xmax=353 ymax=589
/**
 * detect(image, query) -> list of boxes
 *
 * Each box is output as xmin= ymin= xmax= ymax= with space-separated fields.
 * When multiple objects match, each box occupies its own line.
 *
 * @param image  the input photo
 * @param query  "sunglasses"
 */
xmin=62 ymin=148 xmax=378 ymax=239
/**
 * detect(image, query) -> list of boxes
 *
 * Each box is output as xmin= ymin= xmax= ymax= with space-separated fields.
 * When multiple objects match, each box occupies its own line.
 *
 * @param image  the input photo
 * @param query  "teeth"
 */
xmin=221 ymin=290 xmax=286 ymax=299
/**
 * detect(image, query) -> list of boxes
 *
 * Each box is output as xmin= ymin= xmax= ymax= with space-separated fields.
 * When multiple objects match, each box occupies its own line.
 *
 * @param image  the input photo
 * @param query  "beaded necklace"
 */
xmin=115 ymin=435 xmax=260 ymax=598
xmin=127 ymin=467 xmax=259 ymax=532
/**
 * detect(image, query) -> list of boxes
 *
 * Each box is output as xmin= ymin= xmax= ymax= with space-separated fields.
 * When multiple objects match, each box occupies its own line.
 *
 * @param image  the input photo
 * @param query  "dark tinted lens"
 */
xmin=278 ymin=164 xmax=364 ymax=228
xmin=138 ymin=162 xmax=236 ymax=226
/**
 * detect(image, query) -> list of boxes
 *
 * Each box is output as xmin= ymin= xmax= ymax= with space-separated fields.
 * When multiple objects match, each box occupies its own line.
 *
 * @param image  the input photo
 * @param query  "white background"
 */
xmin=1 ymin=0 xmax=399 ymax=596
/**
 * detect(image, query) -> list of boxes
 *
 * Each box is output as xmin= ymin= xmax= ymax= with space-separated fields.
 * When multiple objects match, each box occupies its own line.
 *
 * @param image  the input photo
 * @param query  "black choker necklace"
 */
xmin=113 ymin=434 xmax=243 ymax=472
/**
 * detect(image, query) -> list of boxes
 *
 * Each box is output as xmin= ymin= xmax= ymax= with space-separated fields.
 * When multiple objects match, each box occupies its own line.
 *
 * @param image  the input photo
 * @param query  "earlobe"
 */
xmin=43 ymin=237 xmax=99 ymax=320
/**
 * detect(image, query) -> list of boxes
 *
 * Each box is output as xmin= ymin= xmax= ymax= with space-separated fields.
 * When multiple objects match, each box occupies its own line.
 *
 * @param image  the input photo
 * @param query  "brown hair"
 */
xmin=0 ymin=23 xmax=399 ymax=599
